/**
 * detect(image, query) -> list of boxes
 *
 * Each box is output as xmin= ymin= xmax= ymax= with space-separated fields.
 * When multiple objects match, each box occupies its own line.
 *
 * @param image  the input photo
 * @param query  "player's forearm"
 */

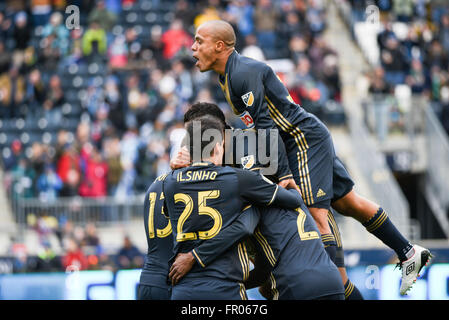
xmin=191 ymin=206 xmax=260 ymax=267
xmin=271 ymin=187 xmax=302 ymax=209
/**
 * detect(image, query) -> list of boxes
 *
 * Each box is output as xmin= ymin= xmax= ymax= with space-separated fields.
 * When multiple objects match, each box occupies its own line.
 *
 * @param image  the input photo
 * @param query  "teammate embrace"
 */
xmin=138 ymin=20 xmax=432 ymax=300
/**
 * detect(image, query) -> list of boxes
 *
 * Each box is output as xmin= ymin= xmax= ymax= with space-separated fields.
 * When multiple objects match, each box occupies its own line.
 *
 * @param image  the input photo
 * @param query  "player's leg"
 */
xmin=283 ymin=133 xmax=338 ymax=262
xmin=331 ymin=156 xmax=432 ymax=295
xmin=137 ymin=284 xmax=170 ymax=300
xmin=328 ymin=209 xmax=364 ymax=300
xmin=171 ymin=278 xmax=247 ymax=300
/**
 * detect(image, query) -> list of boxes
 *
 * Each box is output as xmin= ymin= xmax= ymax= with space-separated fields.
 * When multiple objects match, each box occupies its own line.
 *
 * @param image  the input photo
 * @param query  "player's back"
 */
xmin=222 ymin=51 xmax=329 ymax=142
xmin=139 ymin=173 xmax=173 ymax=291
xmin=164 ymin=162 xmax=252 ymax=283
xmin=255 ymin=202 xmax=344 ymax=300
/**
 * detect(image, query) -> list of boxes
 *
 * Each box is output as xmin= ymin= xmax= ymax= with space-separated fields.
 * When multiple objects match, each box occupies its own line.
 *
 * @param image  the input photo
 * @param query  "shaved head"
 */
xmin=197 ymin=20 xmax=236 ymax=48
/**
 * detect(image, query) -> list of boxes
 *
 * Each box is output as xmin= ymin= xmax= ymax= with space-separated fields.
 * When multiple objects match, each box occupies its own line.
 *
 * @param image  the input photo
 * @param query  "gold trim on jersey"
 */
xmin=237 ymin=242 xmax=250 ymax=281
xmin=254 ymin=228 xmax=276 ymax=267
xmin=269 ymin=273 xmax=279 ymax=300
xmin=327 ymin=211 xmax=342 ymax=247
xmin=191 ymin=162 xmax=211 ymax=167
xmin=264 ymin=96 xmax=314 ymax=205
xmin=267 ymin=185 xmax=279 ymax=206
xmin=191 ymin=249 xmax=206 ymax=268
xmin=219 ymin=73 xmax=239 ymax=115
xmin=278 ymin=174 xmax=293 ymax=181
xmin=239 ymin=282 xmax=247 ymax=300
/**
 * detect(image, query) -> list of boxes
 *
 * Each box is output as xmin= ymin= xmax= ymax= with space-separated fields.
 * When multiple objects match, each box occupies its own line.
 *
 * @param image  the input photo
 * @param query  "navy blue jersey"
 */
xmin=140 ymin=172 xmax=263 ymax=288
xmin=140 ymin=174 xmax=173 ymax=289
xmin=163 ymin=162 xmax=302 ymax=283
xmin=218 ymin=50 xmax=330 ymax=146
xmin=252 ymin=201 xmax=344 ymax=299
xmin=227 ymin=127 xmax=292 ymax=182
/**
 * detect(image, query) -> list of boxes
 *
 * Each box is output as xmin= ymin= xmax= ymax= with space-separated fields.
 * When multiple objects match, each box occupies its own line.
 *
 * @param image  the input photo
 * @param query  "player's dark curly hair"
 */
xmin=185 ymin=115 xmax=225 ymax=161
xmin=184 ymin=102 xmax=230 ymax=128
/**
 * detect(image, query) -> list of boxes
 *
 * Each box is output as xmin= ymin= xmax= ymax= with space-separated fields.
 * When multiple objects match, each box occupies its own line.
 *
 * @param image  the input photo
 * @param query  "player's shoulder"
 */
xmin=231 ymin=52 xmax=270 ymax=77
xmin=146 ymin=172 xmax=170 ymax=193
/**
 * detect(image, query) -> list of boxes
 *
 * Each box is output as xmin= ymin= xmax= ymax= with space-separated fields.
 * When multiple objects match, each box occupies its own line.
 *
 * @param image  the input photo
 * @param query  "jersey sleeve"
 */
xmin=243 ymin=235 xmax=273 ymax=289
xmin=235 ymin=169 xmax=301 ymax=209
xmin=191 ymin=205 xmax=260 ymax=267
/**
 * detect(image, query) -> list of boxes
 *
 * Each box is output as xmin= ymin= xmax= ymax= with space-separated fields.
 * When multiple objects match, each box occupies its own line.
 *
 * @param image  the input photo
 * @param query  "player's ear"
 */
xmin=215 ymin=40 xmax=225 ymax=52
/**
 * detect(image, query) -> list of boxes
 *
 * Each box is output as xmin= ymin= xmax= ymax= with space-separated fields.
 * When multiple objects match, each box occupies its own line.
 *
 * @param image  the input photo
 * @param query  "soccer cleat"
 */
xmin=396 ymin=245 xmax=432 ymax=295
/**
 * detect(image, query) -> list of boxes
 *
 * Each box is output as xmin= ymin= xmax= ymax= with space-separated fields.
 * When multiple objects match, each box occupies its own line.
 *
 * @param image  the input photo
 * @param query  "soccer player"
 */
xmin=138 ymin=169 xmax=262 ymax=300
xmin=190 ymin=20 xmax=431 ymax=296
xmin=167 ymin=115 xmax=345 ymax=300
xmin=163 ymin=116 xmax=340 ymax=299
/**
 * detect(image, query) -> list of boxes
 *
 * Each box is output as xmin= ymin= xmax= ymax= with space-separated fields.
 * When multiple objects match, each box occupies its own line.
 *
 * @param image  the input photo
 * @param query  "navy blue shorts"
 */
xmin=171 ymin=277 xmax=247 ymax=300
xmin=282 ymin=132 xmax=354 ymax=209
xmin=137 ymin=284 xmax=171 ymax=300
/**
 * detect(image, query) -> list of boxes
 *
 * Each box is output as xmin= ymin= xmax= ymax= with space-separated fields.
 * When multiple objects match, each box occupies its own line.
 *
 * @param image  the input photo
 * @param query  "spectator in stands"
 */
xmin=32 ymin=243 xmax=62 ymax=272
xmin=25 ymin=69 xmax=46 ymax=117
xmin=253 ymin=0 xmax=279 ymax=59
xmin=392 ymin=0 xmax=414 ymax=22
xmin=306 ymin=0 xmax=326 ymax=35
xmin=424 ymin=39 xmax=449 ymax=72
xmin=380 ymin=35 xmax=409 ymax=86
xmin=0 ymin=66 xmax=26 ymax=118
xmin=87 ymin=0 xmax=117 ymax=33
xmin=30 ymin=0 xmax=52 ymax=27
xmin=225 ymin=0 xmax=254 ymax=38
xmin=108 ymin=35 xmax=128 ymax=69
xmin=406 ymin=58 xmax=426 ymax=94
xmin=57 ymin=144 xmax=81 ymax=197
xmin=3 ymin=139 xmax=23 ymax=171
xmin=194 ymin=6 xmax=222 ymax=30
xmin=82 ymin=222 xmax=102 ymax=251
xmin=78 ymin=146 xmax=108 ymax=198
xmin=144 ymin=25 xmax=167 ymax=69
xmin=82 ymin=20 xmax=108 ymax=59
xmin=369 ymin=66 xmax=392 ymax=94
xmin=62 ymin=237 xmax=88 ymax=271
xmin=174 ymin=0 xmax=198 ymax=30
xmin=42 ymin=12 xmax=70 ymax=56
xmin=241 ymin=33 xmax=265 ymax=62
xmin=36 ymin=164 xmax=63 ymax=201
xmin=103 ymin=136 xmax=123 ymax=196
xmin=12 ymin=11 xmax=31 ymax=60
xmin=116 ymin=235 xmax=143 ymax=269
xmin=41 ymin=74 xmax=64 ymax=123
xmin=0 ymin=40 xmax=11 ymax=74
xmin=161 ymin=19 xmax=193 ymax=60
xmin=10 ymin=156 xmax=36 ymax=199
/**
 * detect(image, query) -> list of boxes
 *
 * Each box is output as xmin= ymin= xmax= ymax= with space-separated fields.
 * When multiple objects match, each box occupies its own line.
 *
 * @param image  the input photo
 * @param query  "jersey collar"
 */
xmin=191 ymin=161 xmax=215 ymax=167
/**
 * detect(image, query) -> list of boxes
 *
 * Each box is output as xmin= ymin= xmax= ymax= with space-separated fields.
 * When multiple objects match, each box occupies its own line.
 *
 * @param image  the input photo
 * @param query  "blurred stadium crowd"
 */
xmin=2 ymin=0 xmax=449 ymax=272
xmin=0 ymin=0 xmax=338 ymax=203
xmin=348 ymin=0 xmax=449 ymax=135
xmin=0 ymin=0 xmax=341 ymax=272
